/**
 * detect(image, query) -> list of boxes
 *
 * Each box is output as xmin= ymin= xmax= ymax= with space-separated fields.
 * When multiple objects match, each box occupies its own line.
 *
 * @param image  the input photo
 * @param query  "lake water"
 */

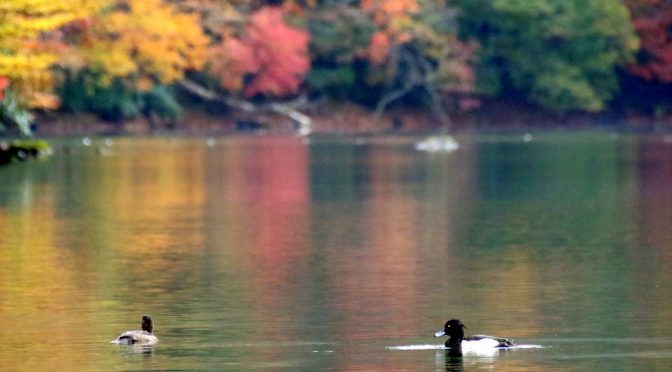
xmin=1 ymin=132 xmax=671 ymax=370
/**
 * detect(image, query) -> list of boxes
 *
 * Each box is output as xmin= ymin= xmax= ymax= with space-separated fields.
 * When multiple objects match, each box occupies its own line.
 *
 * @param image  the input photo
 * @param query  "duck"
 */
xmin=434 ymin=319 xmax=513 ymax=350
xmin=112 ymin=315 xmax=159 ymax=345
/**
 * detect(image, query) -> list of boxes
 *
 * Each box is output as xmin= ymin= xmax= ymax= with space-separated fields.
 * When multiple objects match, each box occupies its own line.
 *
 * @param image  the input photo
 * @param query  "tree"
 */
xmin=80 ymin=0 xmax=209 ymax=88
xmin=209 ymin=6 xmax=311 ymax=97
xmin=0 ymin=0 xmax=101 ymax=107
xmin=304 ymin=0 xmax=474 ymax=127
xmin=306 ymin=4 xmax=375 ymax=98
xmin=456 ymin=0 xmax=639 ymax=113
xmin=626 ymin=0 xmax=672 ymax=83
xmin=54 ymin=0 xmax=209 ymax=124
xmin=360 ymin=0 xmax=476 ymax=125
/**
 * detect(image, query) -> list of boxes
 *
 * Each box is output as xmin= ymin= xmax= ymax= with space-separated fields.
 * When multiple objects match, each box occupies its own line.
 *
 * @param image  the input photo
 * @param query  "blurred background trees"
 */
xmin=456 ymin=0 xmax=638 ymax=113
xmin=0 ymin=0 xmax=103 ymax=134
xmin=0 ymin=0 xmax=671 ymax=133
xmin=622 ymin=0 xmax=672 ymax=117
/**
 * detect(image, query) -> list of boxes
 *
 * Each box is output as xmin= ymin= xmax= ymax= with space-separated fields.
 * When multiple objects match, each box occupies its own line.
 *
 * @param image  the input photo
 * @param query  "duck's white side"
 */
xmin=112 ymin=330 xmax=158 ymax=345
xmin=459 ymin=337 xmax=504 ymax=352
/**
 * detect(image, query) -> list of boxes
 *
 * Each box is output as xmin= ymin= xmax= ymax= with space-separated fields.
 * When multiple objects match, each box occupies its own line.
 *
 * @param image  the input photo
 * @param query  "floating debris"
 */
xmin=415 ymin=136 xmax=459 ymax=152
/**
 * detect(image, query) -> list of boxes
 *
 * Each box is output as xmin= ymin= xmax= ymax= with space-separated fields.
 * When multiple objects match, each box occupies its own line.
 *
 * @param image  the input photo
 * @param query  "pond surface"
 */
xmin=1 ymin=132 xmax=672 ymax=370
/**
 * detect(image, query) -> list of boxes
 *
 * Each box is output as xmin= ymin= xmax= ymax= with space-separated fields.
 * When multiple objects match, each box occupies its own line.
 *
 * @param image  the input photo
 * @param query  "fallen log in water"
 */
xmin=0 ymin=140 xmax=52 ymax=165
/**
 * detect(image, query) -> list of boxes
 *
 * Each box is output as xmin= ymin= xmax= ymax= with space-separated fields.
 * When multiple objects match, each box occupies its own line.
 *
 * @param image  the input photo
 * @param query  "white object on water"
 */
xmin=111 ymin=331 xmax=158 ymax=345
xmin=387 ymin=343 xmax=543 ymax=352
xmin=415 ymin=136 xmax=459 ymax=152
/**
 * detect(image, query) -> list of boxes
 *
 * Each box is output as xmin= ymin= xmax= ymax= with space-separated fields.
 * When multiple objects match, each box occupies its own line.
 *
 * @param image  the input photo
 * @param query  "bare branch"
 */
xmin=178 ymin=79 xmax=312 ymax=135
xmin=373 ymin=45 xmax=452 ymax=130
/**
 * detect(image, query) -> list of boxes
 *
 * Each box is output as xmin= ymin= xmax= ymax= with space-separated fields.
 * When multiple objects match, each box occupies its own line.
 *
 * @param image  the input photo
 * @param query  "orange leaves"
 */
xmin=210 ymin=38 xmax=252 ymax=93
xmin=361 ymin=0 xmax=419 ymax=43
xmin=360 ymin=0 xmax=420 ymax=68
xmin=210 ymin=7 xmax=310 ymax=97
xmin=0 ymin=77 xmax=9 ymax=100
xmin=367 ymin=32 xmax=390 ymax=65
xmin=361 ymin=0 xmax=420 ymax=22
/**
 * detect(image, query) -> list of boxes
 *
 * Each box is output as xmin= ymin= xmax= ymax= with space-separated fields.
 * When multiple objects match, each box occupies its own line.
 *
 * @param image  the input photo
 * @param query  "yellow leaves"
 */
xmin=0 ymin=0 xmax=102 ymax=43
xmin=28 ymin=92 xmax=60 ymax=109
xmin=0 ymin=53 xmax=59 ymax=107
xmin=361 ymin=0 xmax=419 ymax=33
xmin=89 ymin=45 xmax=137 ymax=80
xmin=87 ymin=0 xmax=209 ymax=86
xmin=0 ymin=0 xmax=104 ymax=108
xmin=0 ymin=0 xmax=208 ymax=108
xmin=0 ymin=54 xmax=58 ymax=75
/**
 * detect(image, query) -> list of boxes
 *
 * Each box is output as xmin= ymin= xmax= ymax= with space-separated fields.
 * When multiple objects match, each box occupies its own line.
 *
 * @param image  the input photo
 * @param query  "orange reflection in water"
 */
xmin=0 ymin=184 xmax=101 ymax=370
xmin=333 ymin=147 xmax=422 ymax=338
xmin=0 ymin=140 xmax=211 ymax=370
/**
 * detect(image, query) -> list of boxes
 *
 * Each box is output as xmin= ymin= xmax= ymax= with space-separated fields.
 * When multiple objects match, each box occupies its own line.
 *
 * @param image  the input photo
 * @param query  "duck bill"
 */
xmin=434 ymin=330 xmax=446 ymax=337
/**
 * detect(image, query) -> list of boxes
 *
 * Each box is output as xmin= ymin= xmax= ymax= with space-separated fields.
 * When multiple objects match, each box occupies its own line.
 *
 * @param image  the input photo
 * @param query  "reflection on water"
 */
xmin=114 ymin=344 xmax=156 ymax=356
xmin=0 ymin=133 xmax=672 ymax=370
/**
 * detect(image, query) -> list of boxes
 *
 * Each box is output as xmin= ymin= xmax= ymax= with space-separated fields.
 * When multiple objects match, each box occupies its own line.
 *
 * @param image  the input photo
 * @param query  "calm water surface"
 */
xmin=1 ymin=133 xmax=671 ymax=370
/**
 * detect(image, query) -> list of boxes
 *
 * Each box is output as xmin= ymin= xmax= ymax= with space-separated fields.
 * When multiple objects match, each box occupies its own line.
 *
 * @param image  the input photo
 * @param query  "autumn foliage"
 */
xmin=3 ymin=0 xmax=672 ymax=127
xmin=360 ymin=0 xmax=475 ymax=100
xmin=0 ymin=78 xmax=8 ymax=101
xmin=83 ymin=0 xmax=209 ymax=88
xmin=210 ymin=7 xmax=310 ymax=97
xmin=0 ymin=0 xmax=102 ymax=107
xmin=626 ymin=0 xmax=672 ymax=82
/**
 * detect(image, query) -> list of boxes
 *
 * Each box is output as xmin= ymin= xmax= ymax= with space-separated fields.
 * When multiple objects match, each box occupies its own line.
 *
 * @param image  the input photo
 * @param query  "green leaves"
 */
xmin=0 ymin=89 xmax=33 ymax=136
xmin=458 ymin=0 xmax=638 ymax=113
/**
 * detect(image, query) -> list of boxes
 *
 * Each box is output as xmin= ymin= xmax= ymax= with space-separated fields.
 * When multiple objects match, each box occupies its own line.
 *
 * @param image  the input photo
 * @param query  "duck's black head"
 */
xmin=434 ymin=319 xmax=466 ymax=348
xmin=142 ymin=315 xmax=154 ymax=333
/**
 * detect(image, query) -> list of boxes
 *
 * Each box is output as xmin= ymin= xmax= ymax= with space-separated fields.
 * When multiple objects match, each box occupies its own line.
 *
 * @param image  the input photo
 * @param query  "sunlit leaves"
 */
xmin=0 ymin=0 xmax=102 ymax=107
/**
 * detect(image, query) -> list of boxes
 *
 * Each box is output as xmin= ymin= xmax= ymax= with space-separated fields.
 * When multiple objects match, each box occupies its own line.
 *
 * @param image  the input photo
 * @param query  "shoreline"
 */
xmin=29 ymin=101 xmax=672 ymax=138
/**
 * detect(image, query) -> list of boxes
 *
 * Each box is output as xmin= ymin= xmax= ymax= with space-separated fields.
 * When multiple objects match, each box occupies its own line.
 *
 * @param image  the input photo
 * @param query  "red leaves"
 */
xmin=213 ymin=7 xmax=310 ymax=97
xmin=0 ymin=77 xmax=9 ymax=101
xmin=626 ymin=0 xmax=672 ymax=82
